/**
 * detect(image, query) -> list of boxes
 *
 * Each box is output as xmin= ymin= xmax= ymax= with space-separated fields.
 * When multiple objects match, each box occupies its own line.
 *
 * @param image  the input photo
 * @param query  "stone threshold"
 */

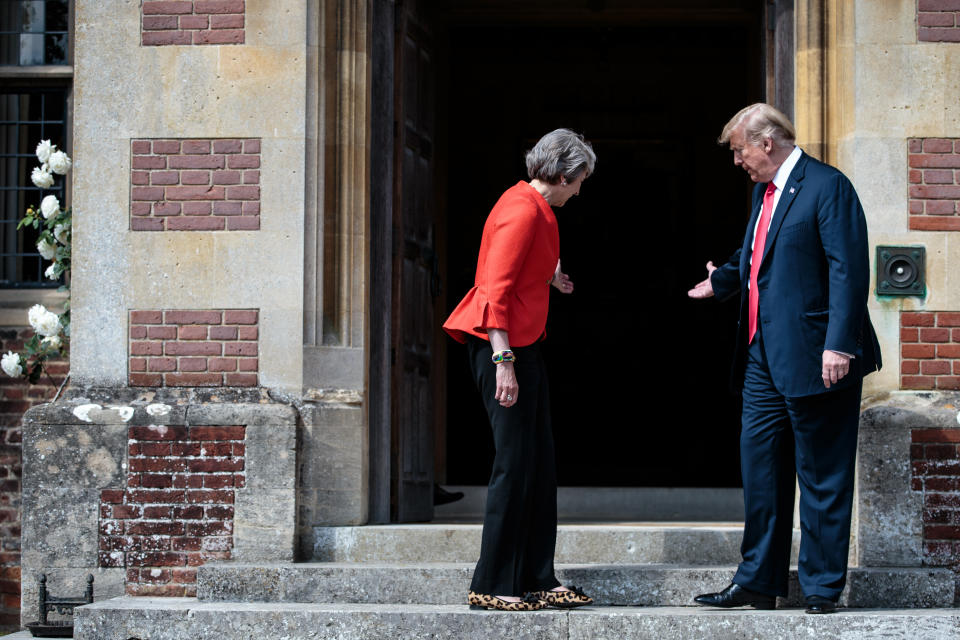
xmin=197 ymin=563 xmax=954 ymax=609
xmin=312 ymin=523 xmax=779 ymax=564
xmin=73 ymin=598 xmax=960 ymax=640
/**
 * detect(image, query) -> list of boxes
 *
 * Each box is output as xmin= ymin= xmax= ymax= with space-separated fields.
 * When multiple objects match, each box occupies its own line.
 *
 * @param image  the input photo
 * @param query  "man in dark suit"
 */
xmin=688 ymin=103 xmax=881 ymax=614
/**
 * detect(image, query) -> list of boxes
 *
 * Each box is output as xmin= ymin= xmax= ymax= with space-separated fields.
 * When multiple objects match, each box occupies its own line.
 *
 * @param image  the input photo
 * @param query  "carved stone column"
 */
xmin=299 ymin=0 xmax=372 ymax=548
xmin=794 ymin=0 xmax=855 ymax=165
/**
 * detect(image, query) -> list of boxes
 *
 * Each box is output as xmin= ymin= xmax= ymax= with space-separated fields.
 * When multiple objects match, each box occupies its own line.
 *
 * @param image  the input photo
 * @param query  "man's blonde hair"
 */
xmin=718 ymin=103 xmax=796 ymax=149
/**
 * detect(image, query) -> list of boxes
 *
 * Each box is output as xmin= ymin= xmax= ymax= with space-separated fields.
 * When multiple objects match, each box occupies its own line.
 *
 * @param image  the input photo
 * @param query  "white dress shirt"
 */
xmin=750 ymin=145 xmax=802 ymax=256
xmin=745 ymin=145 xmax=852 ymax=360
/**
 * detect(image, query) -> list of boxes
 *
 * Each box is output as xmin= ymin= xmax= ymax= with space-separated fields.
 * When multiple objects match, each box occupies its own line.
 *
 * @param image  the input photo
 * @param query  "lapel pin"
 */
xmin=789 ymin=187 xmax=795 ymax=194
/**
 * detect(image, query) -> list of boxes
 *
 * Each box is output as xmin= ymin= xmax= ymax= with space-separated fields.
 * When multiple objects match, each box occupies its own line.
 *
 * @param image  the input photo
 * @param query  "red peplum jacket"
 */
xmin=443 ymin=181 xmax=560 ymax=347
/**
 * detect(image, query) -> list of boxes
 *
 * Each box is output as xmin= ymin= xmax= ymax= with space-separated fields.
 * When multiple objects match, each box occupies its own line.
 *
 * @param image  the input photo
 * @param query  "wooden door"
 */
xmin=391 ymin=0 xmax=437 ymax=522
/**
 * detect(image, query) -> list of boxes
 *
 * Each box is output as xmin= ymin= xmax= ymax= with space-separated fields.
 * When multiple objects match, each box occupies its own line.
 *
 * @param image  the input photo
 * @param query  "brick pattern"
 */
xmin=900 ymin=312 xmax=960 ymax=390
xmin=98 ymin=425 xmax=245 ymax=597
xmin=0 ymin=328 xmax=67 ymax=630
xmin=130 ymin=138 xmax=261 ymax=231
xmin=142 ymin=1 xmax=245 ymax=46
xmin=918 ymin=0 xmax=960 ymax=42
xmin=908 ymin=138 xmax=960 ymax=231
xmin=911 ymin=427 xmax=960 ymax=604
xmin=129 ymin=310 xmax=259 ymax=387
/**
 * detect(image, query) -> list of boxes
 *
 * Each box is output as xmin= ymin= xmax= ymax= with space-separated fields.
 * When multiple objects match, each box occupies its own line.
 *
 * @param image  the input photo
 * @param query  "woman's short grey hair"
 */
xmin=525 ymin=128 xmax=596 ymax=184
xmin=718 ymin=103 xmax=796 ymax=149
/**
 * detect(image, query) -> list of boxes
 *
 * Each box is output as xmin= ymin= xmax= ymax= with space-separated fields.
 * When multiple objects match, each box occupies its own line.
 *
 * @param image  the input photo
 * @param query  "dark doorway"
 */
xmin=439 ymin=3 xmax=765 ymax=488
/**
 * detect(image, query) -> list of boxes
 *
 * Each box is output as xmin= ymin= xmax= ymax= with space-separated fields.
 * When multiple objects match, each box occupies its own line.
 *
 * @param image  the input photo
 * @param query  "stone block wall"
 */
xmin=129 ymin=310 xmax=259 ymax=387
xmin=98 ymin=424 xmax=246 ymax=596
xmin=20 ymin=392 xmax=296 ymax=624
xmin=917 ymin=1 xmax=960 ymax=42
xmin=900 ymin=311 xmax=960 ymax=390
xmin=142 ymin=1 xmax=246 ymax=46
xmin=858 ymin=394 xmax=960 ymax=605
xmin=130 ymin=138 xmax=261 ymax=231
xmin=908 ymin=138 xmax=960 ymax=231
xmin=0 ymin=329 xmax=67 ymax=630
xmin=911 ymin=426 xmax=960 ymax=602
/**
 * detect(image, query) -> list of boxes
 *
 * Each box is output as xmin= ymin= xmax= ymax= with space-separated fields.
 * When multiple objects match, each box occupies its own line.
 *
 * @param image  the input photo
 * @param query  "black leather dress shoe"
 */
xmin=694 ymin=583 xmax=776 ymax=609
xmin=805 ymin=595 xmax=837 ymax=614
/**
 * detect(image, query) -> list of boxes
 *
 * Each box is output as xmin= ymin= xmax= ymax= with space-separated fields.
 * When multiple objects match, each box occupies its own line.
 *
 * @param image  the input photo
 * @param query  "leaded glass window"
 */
xmin=0 ymin=0 xmax=70 ymax=287
xmin=0 ymin=0 xmax=69 ymax=66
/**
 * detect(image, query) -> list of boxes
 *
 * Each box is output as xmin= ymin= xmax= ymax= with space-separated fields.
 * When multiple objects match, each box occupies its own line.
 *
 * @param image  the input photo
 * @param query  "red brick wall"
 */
xmin=911 ymin=427 xmax=960 ymax=603
xmin=131 ymin=138 xmax=261 ymax=231
xmin=99 ymin=425 xmax=245 ymax=596
xmin=129 ymin=310 xmax=259 ymax=387
xmin=901 ymin=312 xmax=960 ymax=390
xmin=0 ymin=328 xmax=67 ymax=629
xmin=918 ymin=1 xmax=960 ymax=42
xmin=142 ymin=1 xmax=246 ymax=46
xmin=908 ymin=138 xmax=960 ymax=231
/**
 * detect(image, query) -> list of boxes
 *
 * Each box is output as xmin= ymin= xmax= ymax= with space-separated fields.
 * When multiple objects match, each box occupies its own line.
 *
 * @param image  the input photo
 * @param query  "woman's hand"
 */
xmin=487 ymin=328 xmax=518 ymax=408
xmin=551 ymin=260 xmax=574 ymax=294
xmin=495 ymin=361 xmax=519 ymax=408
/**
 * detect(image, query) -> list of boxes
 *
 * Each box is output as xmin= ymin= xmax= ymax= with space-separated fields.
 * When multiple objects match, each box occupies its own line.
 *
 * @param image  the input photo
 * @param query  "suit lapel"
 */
xmin=759 ymin=153 xmax=808 ymax=265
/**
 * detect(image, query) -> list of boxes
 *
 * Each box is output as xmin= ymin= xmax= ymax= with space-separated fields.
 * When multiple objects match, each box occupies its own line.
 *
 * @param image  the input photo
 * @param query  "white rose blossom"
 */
xmin=28 ymin=304 xmax=45 ymax=329
xmin=53 ymin=223 xmax=69 ymax=244
xmin=31 ymin=166 xmax=54 ymax=189
xmin=47 ymin=150 xmax=71 ymax=175
xmin=44 ymin=264 xmax=58 ymax=280
xmin=41 ymin=335 xmax=61 ymax=350
xmin=1 ymin=352 xmax=22 ymax=378
xmin=36 ymin=238 xmax=56 ymax=260
xmin=35 ymin=140 xmax=54 ymax=164
xmin=28 ymin=304 xmax=60 ymax=337
xmin=40 ymin=195 xmax=60 ymax=219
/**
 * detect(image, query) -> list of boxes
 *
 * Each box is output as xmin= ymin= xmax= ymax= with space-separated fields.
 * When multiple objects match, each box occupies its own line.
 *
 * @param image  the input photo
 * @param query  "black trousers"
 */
xmin=466 ymin=337 xmax=561 ymax=596
xmin=734 ymin=327 xmax=861 ymax=600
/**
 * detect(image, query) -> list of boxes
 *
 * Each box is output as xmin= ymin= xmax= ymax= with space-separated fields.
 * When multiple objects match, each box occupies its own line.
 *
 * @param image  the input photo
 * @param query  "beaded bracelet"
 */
xmin=491 ymin=350 xmax=516 ymax=364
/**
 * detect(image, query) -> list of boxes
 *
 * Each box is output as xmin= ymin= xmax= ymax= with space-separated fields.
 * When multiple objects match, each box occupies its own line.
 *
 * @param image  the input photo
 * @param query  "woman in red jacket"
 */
xmin=443 ymin=129 xmax=596 ymax=611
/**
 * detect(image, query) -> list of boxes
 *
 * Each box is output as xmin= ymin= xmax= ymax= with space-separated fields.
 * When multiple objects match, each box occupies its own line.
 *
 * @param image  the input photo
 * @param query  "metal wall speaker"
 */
xmin=877 ymin=246 xmax=925 ymax=296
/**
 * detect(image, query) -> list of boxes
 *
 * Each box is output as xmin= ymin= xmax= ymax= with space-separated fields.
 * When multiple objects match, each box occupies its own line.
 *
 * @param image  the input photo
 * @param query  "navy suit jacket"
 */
xmin=711 ymin=151 xmax=881 ymax=397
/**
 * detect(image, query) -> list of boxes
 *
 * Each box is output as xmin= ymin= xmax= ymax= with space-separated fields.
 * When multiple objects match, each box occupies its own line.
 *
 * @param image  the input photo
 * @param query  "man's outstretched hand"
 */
xmin=688 ymin=261 xmax=717 ymax=299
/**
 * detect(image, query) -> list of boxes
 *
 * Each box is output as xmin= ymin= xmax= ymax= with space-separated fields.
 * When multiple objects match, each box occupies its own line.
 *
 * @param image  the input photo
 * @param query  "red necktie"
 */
xmin=748 ymin=182 xmax=778 ymax=344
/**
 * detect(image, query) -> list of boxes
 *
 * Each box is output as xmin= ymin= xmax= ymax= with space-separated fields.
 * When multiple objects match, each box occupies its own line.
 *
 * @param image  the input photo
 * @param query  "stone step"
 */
xmin=434 ymin=486 xmax=745 ymax=522
xmin=197 ymin=563 xmax=954 ymax=609
xmin=312 ymin=523 xmax=791 ymax=565
xmin=74 ymin=598 xmax=960 ymax=640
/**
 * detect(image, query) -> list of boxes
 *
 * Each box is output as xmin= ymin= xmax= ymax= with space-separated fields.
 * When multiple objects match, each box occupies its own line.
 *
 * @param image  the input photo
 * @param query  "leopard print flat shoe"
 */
xmin=528 ymin=585 xmax=594 ymax=608
xmin=468 ymin=590 xmax=547 ymax=611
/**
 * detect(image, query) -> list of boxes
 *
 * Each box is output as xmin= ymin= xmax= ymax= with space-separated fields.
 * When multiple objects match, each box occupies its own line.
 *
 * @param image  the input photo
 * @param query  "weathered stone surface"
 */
xmin=23 ymin=393 xmax=294 ymax=427
xmin=567 ymin=607 xmax=960 ymax=640
xmin=435 ymin=486 xmax=745 ymax=522
xmin=20 ymin=568 xmax=125 ymax=625
xmin=842 ymin=568 xmax=955 ymax=609
xmin=856 ymin=399 xmax=941 ymax=567
xmin=233 ymin=488 xmax=296 ymax=562
xmin=857 ymin=491 xmax=923 ymax=567
xmin=196 ymin=563 xmax=954 ymax=609
xmin=311 ymin=524 xmax=796 ymax=565
xmin=186 ymin=403 xmax=297 ymax=427
xmin=76 ymin=600 xmax=570 ymax=640
xmin=297 ymin=402 xmax=368 ymax=547
xmin=22 ymin=423 xmax=126 ymax=489
xmin=242 ymin=422 xmax=296 ymax=490
xmin=21 ymin=488 xmax=102 ymax=568
xmin=74 ymin=598 xmax=960 ymax=640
